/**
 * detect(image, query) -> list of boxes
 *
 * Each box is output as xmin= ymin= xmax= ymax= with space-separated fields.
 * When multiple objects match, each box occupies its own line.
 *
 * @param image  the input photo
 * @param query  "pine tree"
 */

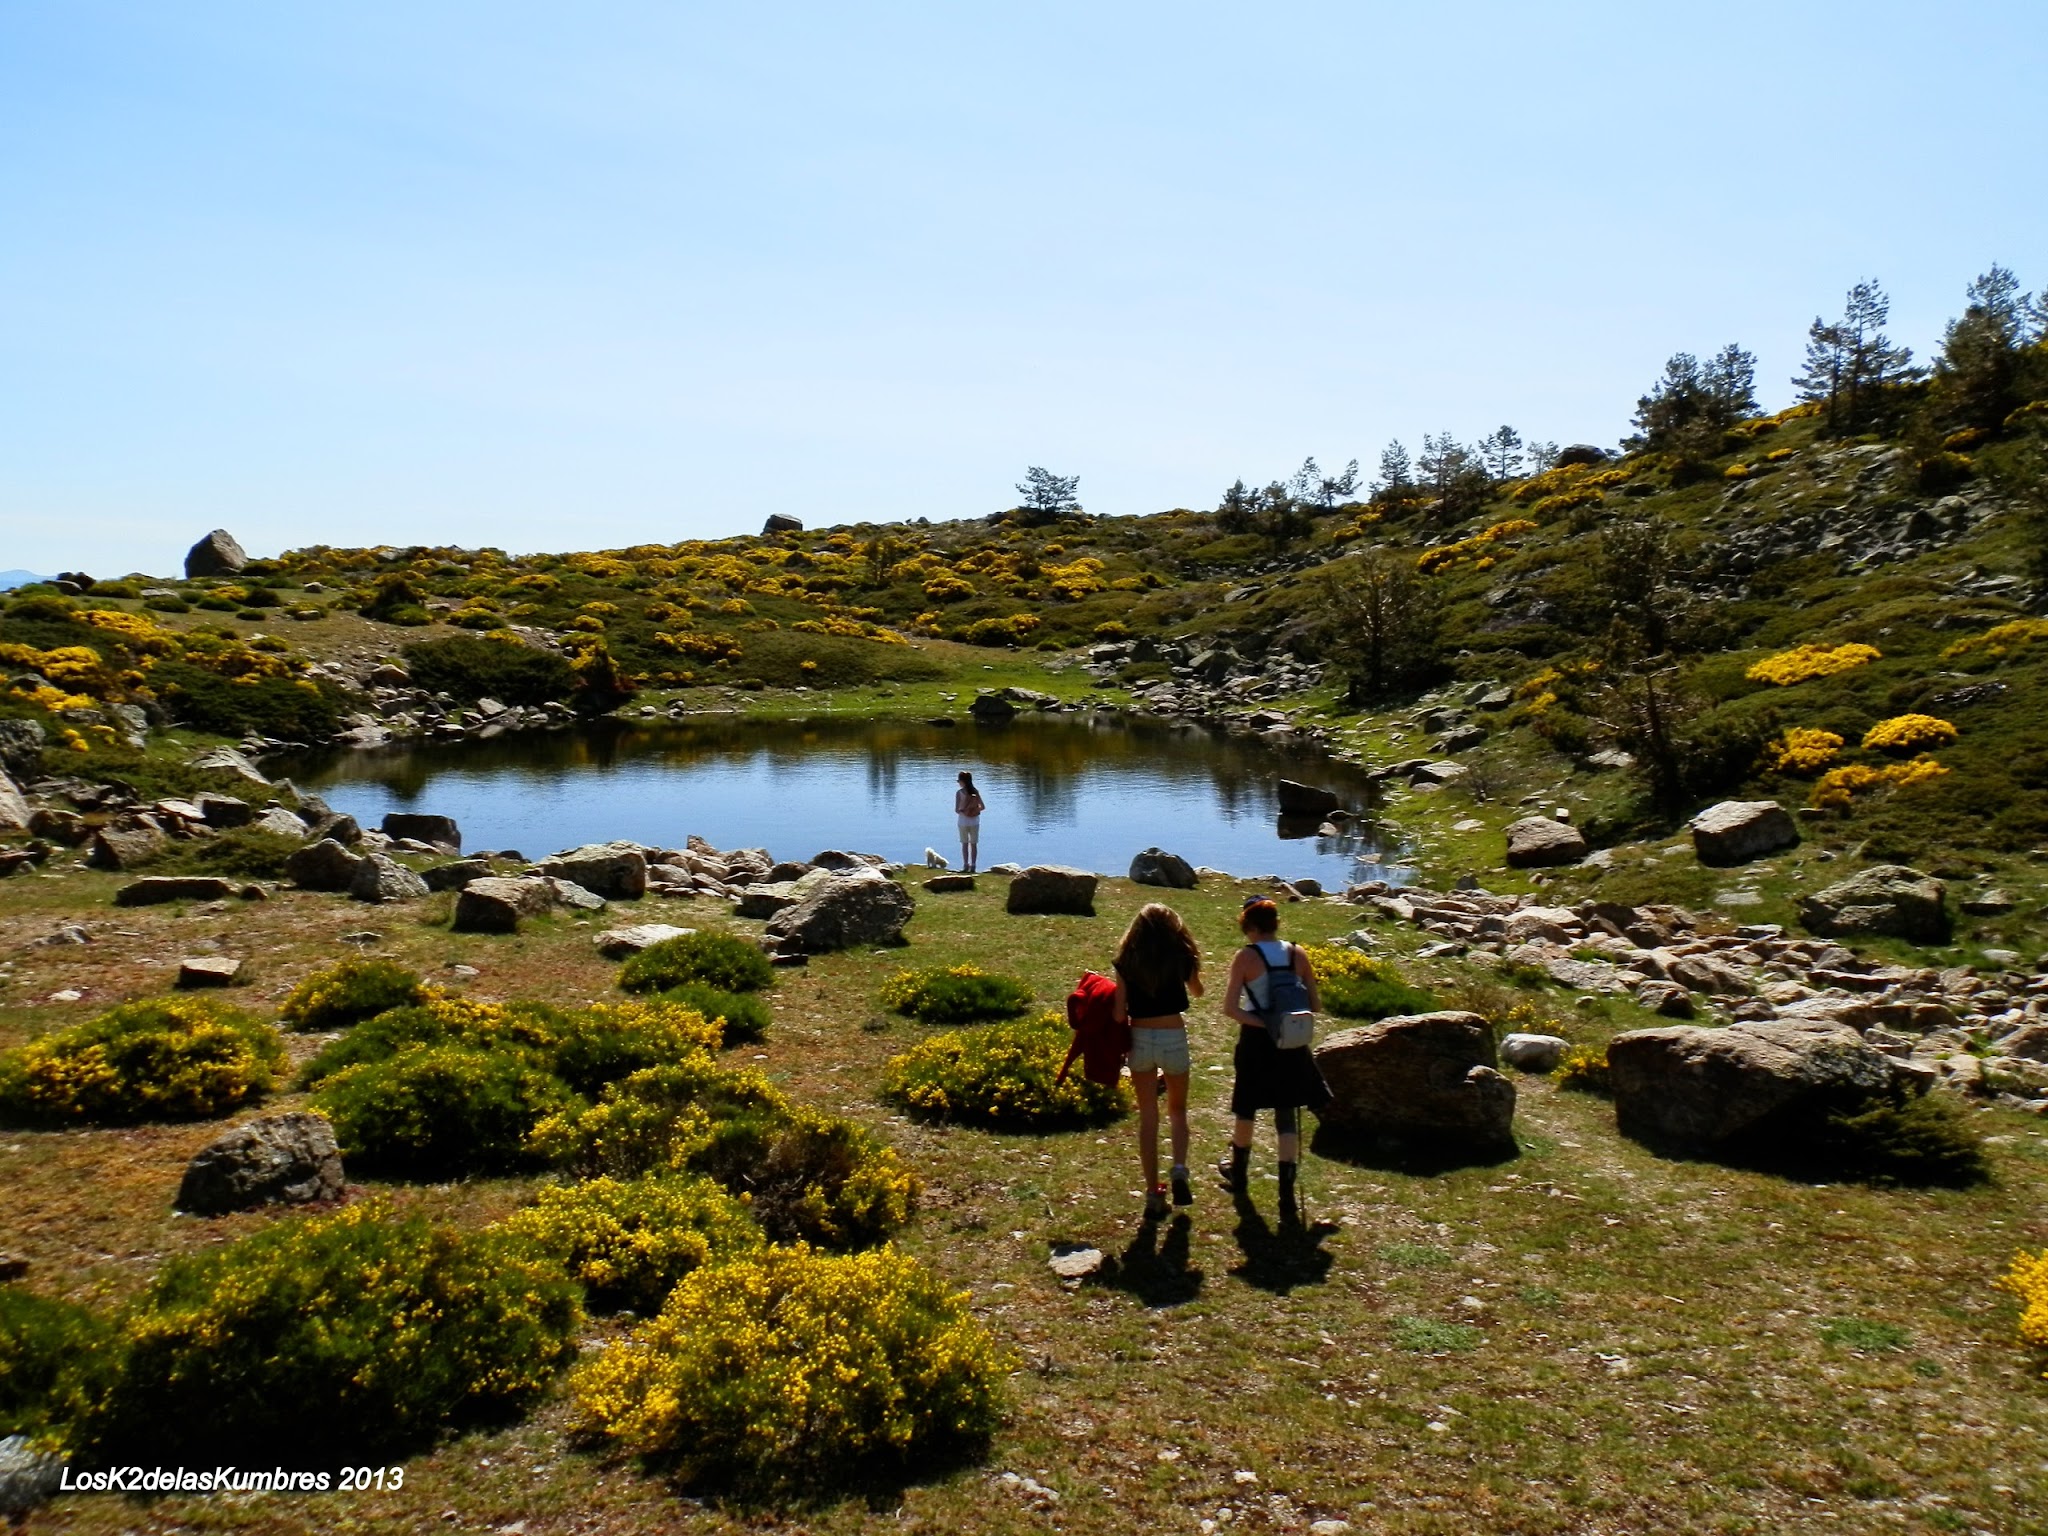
xmin=1259 ymin=481 xmax=1312 ymax=546
xmin=1793 ymin=318 xmax=1849 ymax=431
xmin=1634 ymin=353 xmax=1704 ymax=443
xmin=1794 ymin=280 xmax=1916 ymax=434
xmin=1417 ymin=433 xmax=1489 ymax=522
xmin=1636 ymin=346 xmax=1757 ymax=445
xmin=1215 ymin=479 xmax=1256 ymax=534
xmin=1373 ymin=440 xmax=1414 ymax=500
xmin=1477 ymin=426 xmax=1524 ymax=480
xmin=1286 ymin=456 xmax=1359 ymax=515
xmin=1014 ymin=467 xmax=1081 ymax=525
xmin=1310 ymin=551 xmax=1444 ymax=703
xmin=1841 ymin=280 xmax=1918 ymax=429
xmin=1416 ymin=433 xmax=1461 ymax=495
xmin=1307 ymin=458 xmax=1361 ymax=514
xmin=1701 ymin=345 xmax=1758 ymax=423
xmin=1798 ymin=281 xmax=1919 ymax=434
xmin=1933 ymin=265 xmax=2033 ymax=429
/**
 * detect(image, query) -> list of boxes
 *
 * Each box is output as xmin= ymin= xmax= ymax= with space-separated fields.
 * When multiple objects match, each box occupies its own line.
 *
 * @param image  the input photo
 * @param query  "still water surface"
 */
xmin=295 ymin=714 xmax=1410 ymax=886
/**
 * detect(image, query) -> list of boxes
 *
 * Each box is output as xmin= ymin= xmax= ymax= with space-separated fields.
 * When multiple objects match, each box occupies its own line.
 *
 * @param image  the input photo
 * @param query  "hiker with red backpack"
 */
xmin=1112 ymin=903 xmax=1204 ymax=1219
xmin=1218 ymin=894 xmax=1331 ymax=1223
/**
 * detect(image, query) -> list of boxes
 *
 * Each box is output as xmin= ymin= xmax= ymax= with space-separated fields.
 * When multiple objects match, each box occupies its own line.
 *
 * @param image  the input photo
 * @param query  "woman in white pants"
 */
xmin=954 ymin=771 xmax=985 ymax=873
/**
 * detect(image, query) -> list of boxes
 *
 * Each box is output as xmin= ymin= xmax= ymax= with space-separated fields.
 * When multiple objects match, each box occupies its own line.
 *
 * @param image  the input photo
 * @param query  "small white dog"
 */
xmin=923 ymin=847 xmax=948 ymax=869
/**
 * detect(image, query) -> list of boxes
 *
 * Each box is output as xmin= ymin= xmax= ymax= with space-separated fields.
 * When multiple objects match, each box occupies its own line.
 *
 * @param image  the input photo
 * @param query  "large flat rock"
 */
xmin=1608 ymin=1018 xmax=1898 ymax=1154
xmin=1314 ymin=1011 xmax=1516 ymax=1152
xmin=1690 ymin=800 xmax=1799 ymax=866
xmin=1504 ymin=816 xmax=1587 ymax=868
xmin=1006 ymin=864 xmax=1098 ymax=916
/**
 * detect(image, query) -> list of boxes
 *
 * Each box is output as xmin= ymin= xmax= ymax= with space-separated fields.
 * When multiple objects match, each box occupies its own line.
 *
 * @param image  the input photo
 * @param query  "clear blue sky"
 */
xmin=3 ymin=1 xmax=2043 ymax=576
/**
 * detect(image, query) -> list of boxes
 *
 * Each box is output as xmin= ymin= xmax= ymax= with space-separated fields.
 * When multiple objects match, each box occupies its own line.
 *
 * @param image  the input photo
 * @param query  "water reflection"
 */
xmin=288 ymin=713 xmax=1413 ymax=886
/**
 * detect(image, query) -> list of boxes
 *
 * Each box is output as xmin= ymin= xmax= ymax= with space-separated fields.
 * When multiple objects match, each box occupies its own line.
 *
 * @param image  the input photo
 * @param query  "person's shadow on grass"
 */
xmin=1092 ymin=1212 xmax=1204 ymax=1307
xmin=1226 ymin=1187 xmax=1336 ymax=1294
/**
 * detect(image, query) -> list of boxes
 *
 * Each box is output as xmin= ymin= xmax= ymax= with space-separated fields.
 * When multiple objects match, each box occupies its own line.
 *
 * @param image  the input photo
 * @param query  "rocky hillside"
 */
xmin=3 ymin=320 xmax=2047 ymax=958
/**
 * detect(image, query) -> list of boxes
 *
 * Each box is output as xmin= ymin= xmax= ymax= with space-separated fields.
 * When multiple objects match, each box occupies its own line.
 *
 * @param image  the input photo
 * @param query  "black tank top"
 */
xmin=1115 ymin=960 xmax=1190 ymax=1019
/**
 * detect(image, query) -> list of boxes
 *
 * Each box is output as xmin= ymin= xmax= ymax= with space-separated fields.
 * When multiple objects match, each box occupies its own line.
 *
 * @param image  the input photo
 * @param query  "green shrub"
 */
xmin=1301 ymin=947 xmax=1438 ymax=1020
xmin=1914 ymin=451 xmax=1975 ymax=494
xmin=540 ymin=1001 xmax=729 ymax=1093
xmin=878 ymin=964 xmax=1033 ymax=1024
xmin=1812 ymin=1090 xmax=1989 ymax=1187
xmin=652 ymin=982 xmax=771 ymax=1044
xmin=311 ymin=1044 xmax=573 ymax=1177
xmin=167 ymin=827 xmax=304 ymax=879
xmin=530 ymin=1063 xmax=918 ymax=1249
xmin=297 ymin=996 xmax=719 ymax=1091
xmin=148 ymin=660 xmax=344 ymax=741
xmin=499 ymin=1173 xmax=761 ymax=1314
xmin=619 ymin=931 xmax=774 ymax=995
xmin=298 ymin=998 xmax=552 ymax=1088
xmin=0 ymin=1287 xmax=117 ymax=1444
xmin=278 ymin=957 xmax=429 ymax=1032
xmin=569 ymin=1245 xmax=1006 ymax=1498
xmin=696 ymin=1105 xmax=919 ymax=1250
xmin=1553 ymin=1044 xmax=1612 ymax=1095
xmin=87 ymin=1204 xmax=578 ymax=1463
xmin=401 ymin=634 xmax=575 ymax=705
xmin=527 ymin=1058 xmax=772 ymax=1175
xmin=0 ymin=998 xmax=286 ymax=1125
xmin=881 ymin=1012 xmax=1129 ymax=1129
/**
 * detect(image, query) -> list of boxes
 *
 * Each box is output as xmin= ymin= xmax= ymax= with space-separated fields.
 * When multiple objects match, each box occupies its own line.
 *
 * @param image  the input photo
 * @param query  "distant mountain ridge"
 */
xmin=0 ymin=570 xmax=48 ymax=591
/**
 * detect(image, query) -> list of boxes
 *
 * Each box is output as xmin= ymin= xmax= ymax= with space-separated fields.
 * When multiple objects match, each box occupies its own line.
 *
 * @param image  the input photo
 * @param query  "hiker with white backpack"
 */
xmin=1217 ymin=894 xmax=1331 ymax=1222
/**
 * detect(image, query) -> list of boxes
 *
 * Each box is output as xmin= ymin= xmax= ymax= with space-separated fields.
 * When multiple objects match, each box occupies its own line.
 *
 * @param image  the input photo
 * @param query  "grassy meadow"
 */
xmin=4 ymin=868 xmax=2045 ymax=1536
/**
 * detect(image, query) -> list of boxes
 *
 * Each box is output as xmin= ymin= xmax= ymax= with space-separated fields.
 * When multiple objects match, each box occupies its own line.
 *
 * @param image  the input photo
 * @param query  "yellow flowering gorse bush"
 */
xmin=498 ymin=1172 xmax=762 ymax=1315
xmin=1940 ymin=617 xmax=2048 ymax=662
xmin=877 ymin=964 xmax=1033 ymax=1024
xmin=1765 ymin=727 xmax=1845 ymax=775
xmin=1809 ymin=758 xmax=1950 ymax=810
xmin=276 ymin=957 xmax=428 ymax=1031
xmin=1745 ymin=643 xmax=1882 ymax=685
xmin=1861 ymin=714 xmax=1958 ymax=754
xmin=2001 ymin=1249 xmax=2048 ymax=1374
xmin=0 ymin=998 xmax=286 ymax=1124
xmin=530 ymin=1061 xmax=918 ymax=1248
xmin=1417 ymin=519 xmax=1540 ymax=575
xmin=568 ymin=1243 xmax=1007 ymax=1494
xmin=90 ymin=1203 xmax=580 ymax=1464
xmin=882 ymin=1012 xmax=1128 ymax=1127
xmin=1527 ymin=486 xmax=1605 ymax=519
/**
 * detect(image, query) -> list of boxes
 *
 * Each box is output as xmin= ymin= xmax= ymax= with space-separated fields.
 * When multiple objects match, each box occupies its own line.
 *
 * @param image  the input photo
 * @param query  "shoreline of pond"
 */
xmin=281 ymin=707 xmax=1416 ymax=889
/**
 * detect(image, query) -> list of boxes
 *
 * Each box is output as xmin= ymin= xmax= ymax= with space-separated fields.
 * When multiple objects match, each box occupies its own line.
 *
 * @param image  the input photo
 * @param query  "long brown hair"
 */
xmin=1115 ymin=903 xmax=1200 ymax=997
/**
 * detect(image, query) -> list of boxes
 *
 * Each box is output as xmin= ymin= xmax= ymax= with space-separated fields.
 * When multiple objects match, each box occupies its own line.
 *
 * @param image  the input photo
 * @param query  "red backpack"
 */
xmin=1057 ymin=971 xmax=1128 ymax=1087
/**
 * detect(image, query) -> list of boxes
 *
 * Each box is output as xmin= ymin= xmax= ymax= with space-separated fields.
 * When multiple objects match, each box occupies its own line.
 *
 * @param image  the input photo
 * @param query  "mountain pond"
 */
xmin=291 ymin=712 xmax=1412 ymax=887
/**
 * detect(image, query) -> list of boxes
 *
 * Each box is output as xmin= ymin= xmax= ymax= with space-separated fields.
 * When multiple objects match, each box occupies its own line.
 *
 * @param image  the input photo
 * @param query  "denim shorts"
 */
xmin=1128 ymin=1026 xmax=1191 ymax=1076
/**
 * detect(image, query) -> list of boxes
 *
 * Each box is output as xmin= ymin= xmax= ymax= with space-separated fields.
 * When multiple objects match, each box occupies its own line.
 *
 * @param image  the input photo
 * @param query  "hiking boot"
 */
xmin=1216 ymin=1145 xmax=1249 ymax=1194
xmin=1143 ymin=1184 xmax=1169 ymax=1220
xmin=1170 ymin=1165 xmax=1193 ymax=1207
xmin=1278 ymin=1160 xmax=1300 ymax=1225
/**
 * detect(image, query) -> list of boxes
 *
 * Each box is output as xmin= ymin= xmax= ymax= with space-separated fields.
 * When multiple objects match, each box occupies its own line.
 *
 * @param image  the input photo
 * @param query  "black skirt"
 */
xmin=1228 ymin=1024 xmax=1332 ymax=1116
